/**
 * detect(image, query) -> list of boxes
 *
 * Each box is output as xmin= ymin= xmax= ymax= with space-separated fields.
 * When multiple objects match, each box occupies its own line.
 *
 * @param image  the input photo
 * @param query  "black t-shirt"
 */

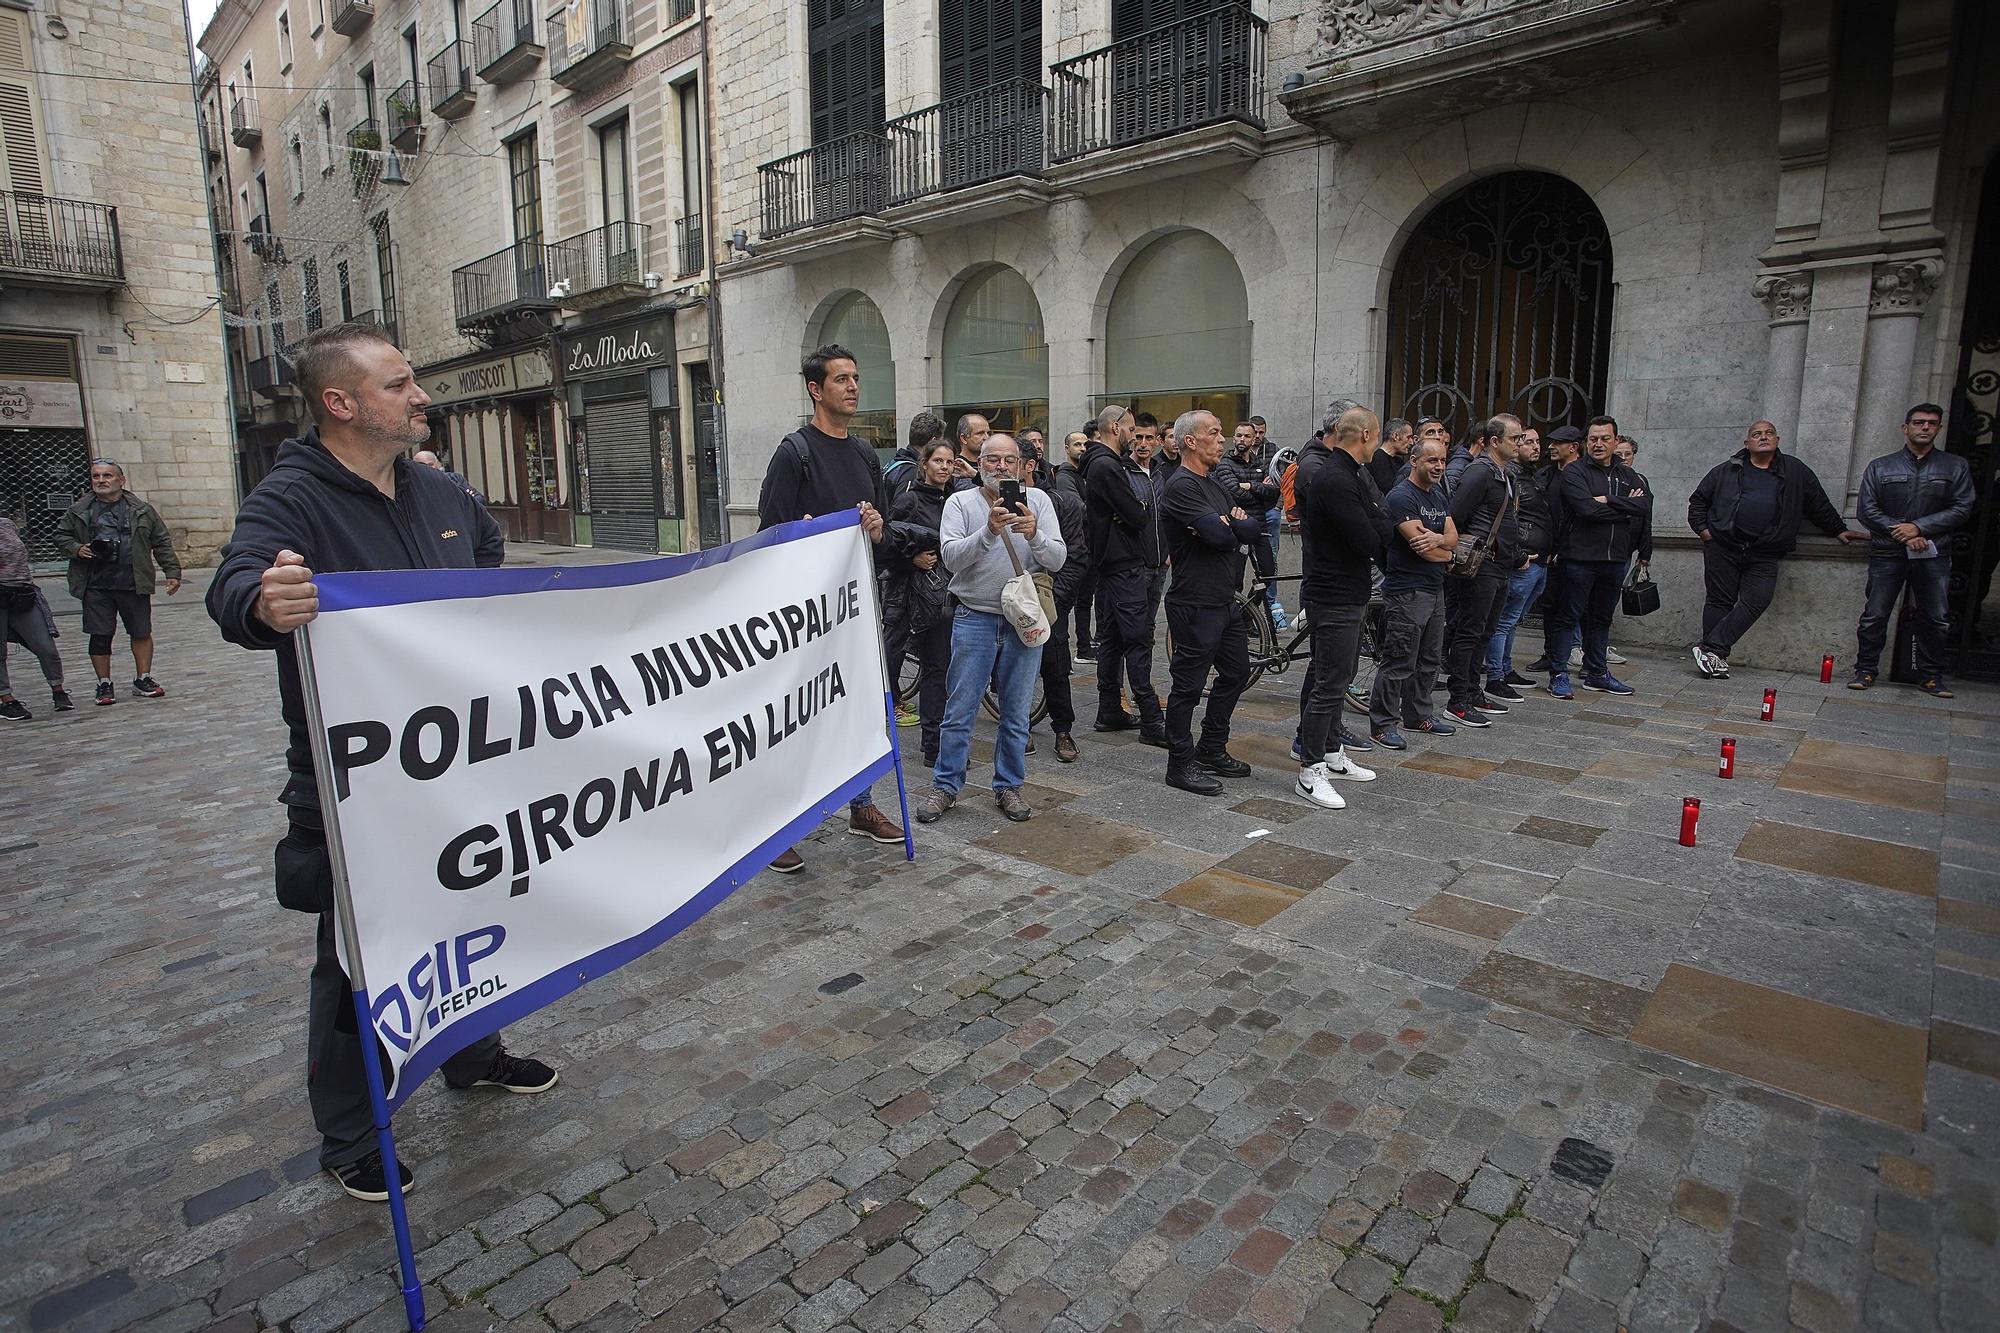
xmin=1161 ymin=469 xmax=1248 ymax=607
xmin=1731 ymin=463 xmax=1782 ymax=539
xmin=1366 ymin=448 xmax=1403 ymax=494
xmin=1382 ymin=477 xmax=1448 ymax=595
xmin=87 ymin=496 xmax=135 ymax=591
xmin=756 ymin=423 xmax=888 ymax=530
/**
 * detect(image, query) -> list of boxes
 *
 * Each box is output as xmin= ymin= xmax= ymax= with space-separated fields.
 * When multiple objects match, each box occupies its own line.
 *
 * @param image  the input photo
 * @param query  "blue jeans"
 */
xmin=1856 ymin=550 xmax=1952 ymax=679
xmin=1264 ymin=507 xmax=1283 ymax=609
xmin=935 ymin=607 xmax=1042 ymax=796
xmin=1486 ymin=560 xmax=1548 ymax=681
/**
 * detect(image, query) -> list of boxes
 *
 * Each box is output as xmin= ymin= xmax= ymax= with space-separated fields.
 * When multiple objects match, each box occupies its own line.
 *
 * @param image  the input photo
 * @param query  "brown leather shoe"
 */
xmin=1054 ymin=733 xmax=1078 ymax=763
xmin=848 ymin=803 xmax=905 ymax=845
xmin=769 ymin=847 xmax=805 ymax=874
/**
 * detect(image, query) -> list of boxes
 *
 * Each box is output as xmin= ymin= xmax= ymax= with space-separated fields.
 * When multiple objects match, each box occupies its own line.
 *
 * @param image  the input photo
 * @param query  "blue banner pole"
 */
xmin=884 ymin=688 xmax=916 ymax=862
xmin=297 ymin=624 xmax=426 ymax=1331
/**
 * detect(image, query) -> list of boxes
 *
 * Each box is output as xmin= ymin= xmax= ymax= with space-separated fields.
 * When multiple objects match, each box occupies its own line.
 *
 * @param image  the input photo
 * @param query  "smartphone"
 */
xmin=999 ymin=479 xmax=1027 ymax=514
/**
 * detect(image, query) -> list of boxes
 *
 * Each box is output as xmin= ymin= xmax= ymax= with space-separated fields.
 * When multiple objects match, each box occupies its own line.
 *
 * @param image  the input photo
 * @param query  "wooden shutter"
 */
xmin=0 ymin=9 xmax=48 ymax=196
xmin=941 ymin=0 xmax=1040 ymax=101
xmin=1112 ymin=0 xmax=1216 ymax=39
xmin=808 ymin=0 xmax=883 ymax=143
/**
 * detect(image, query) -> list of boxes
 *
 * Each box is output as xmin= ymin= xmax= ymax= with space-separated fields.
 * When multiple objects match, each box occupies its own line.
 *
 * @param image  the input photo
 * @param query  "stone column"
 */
xmin=1753 ymin=270 xmax=1813 ymax=444
xmin=1848 ymin=256 xmax=1945 ymax=502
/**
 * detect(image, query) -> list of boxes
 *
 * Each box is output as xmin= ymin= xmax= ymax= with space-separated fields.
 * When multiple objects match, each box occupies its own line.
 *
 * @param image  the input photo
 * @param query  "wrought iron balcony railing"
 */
xmin=347 ymin=119 xmax=382 ymax=195
xmin=669 ymin=0 xmax=695 ymax=23
xmin=0 ymin=191 xmax=124 ymax=287
xmin=758 ymin=130 xmax=888 ymax=239
xmin=245 ymin=214 xmax=285 ymax=263
xmin=452 ymin=239 xmax=557 ymax=330
xmin=546 ymin=221 xmax=649 ymax=303
xmin=1049 ymin=3 xmax=1266 ymax=163
xmin=386 ymin=82 xmax=423 ymax=150
xmin=886 ymin=79 xmax=1047 ymax=207
xmin=549 ymin=0 xmax=632 ymax=93
xmin=428 ymin=41 xmax=476 ymax=117
xmin=229 ymin=96 xmax=260 ymax=147
xmin=674 ymin=211 xmax=702 ymax=278
xmin=473 ymin=0 xmax=543 ymax=82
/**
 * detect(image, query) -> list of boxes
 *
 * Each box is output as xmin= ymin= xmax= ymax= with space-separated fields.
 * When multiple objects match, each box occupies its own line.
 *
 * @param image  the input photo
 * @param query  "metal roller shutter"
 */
xmin=583 ymin=394 xmax=658 ymax=551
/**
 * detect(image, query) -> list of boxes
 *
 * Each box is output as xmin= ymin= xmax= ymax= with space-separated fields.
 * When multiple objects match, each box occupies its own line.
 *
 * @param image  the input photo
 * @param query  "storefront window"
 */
xmin=818 ymin=290 xmax=897 ymax=457
xmin=1104 ymin=230 xmax=1250 ymax=432
xmin=941 ymin=264 xmax=1048 ymax=438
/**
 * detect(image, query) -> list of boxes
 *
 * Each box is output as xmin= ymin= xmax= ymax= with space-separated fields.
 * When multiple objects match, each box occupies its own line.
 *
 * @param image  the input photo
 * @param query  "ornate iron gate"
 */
xmin=1386 ymin=171 xmax=1613 ymax=441
xmin=1947 ymin=158 xmax=2000 ymax=679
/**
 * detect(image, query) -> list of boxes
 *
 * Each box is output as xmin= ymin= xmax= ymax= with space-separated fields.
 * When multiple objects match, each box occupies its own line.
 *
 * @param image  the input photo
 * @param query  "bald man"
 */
xmin=1686 ymin=420 xmax=1862 ymax=677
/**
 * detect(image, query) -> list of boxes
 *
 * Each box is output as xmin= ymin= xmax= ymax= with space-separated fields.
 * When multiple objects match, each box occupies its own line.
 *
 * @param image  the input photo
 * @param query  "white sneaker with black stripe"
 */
xmin=1296 ymin=763 xmax=1346 ymax=809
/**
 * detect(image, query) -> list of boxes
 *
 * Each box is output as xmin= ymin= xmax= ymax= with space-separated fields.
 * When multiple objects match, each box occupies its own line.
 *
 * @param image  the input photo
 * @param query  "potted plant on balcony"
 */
xmin=387 ymin=91 xmax=422 ymax=151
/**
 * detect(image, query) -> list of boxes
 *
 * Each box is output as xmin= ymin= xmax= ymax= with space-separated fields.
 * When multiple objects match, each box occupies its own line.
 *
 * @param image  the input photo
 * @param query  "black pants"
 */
xmin=1444 ymin=572 xmax=1507 ymax=709
xmin=903 ymin=621 xmax=951 ymax=762
xmin=1039 ymin=595 xmax=1077 ymax=735
xmin=1699 ymin=543 xmax=1781 ymax=657
xmin=1073 ymin=566 xmax=1098 ymax=648
xmin=1298 ymin=600 xmax=1365 ymax=761
xmin=1095 ymin=566 xmax=1162 ymax=726
xmin=1370 ymin=586 xmax=1445 ymax=731
xmin=1164 ymin=600 xmax=1252 ymax=770
xmin=1549 ymin=558 xmax=1625 ymax=680
xmin=1147 ymin=566 xmax=1168 ymax=628
xmin=281 ymin=829 xmax=500 ymax=1168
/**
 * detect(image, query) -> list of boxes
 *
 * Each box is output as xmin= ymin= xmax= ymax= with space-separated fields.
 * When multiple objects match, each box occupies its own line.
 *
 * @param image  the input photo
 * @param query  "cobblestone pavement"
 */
xmin=4 ymin=548 xmax=1998 ymax=1333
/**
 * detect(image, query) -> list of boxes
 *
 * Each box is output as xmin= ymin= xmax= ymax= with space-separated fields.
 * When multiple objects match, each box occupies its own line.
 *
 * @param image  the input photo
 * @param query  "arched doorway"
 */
xmin=1947 ymin=157 xmax=2000 ymax=679
xmin=816 ymin=290 xmax=898 ymax=457
xmin=1386 ymin=171 xmax=1613 ymax=440
xmin=939 ymin=264 xmax=1048 ymax=436
xmin=1101 ymin=229 xmax=1251 ymax=430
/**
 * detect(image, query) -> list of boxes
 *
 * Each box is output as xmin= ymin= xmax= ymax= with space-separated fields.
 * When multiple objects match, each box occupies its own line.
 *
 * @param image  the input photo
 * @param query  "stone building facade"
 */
xmin=197 ymin=0 xmax=719 ymax=554
xmin=705 ymin=0 xmax=2000 ymax=676
xmin=0 ymin=0 xmax=234 ymax=565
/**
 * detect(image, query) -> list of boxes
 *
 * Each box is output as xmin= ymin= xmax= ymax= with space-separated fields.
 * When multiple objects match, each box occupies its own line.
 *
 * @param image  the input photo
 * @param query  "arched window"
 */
xmin=1103 ymin=229 xmax=1250 ymax=430
xmin=940 ymin=264 xmax=1048 ymax=436
xmin=1386 ymin=171 xmax=1612 ymax=441
xmin=817 ymin=290 xmax=897 ymax=455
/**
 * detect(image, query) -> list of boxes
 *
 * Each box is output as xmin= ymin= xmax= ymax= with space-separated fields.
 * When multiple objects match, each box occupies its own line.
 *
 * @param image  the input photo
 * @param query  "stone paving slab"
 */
xmin=2 ymin=553 xmax=1997 ymax=1333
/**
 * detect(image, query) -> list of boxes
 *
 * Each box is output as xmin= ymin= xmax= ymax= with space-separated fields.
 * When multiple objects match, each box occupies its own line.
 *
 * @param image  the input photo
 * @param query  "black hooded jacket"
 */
xmin=206 ymin=429 xmax=505 ymax=822
xmin=1080 ymin=440 xmax=1158 ymax=574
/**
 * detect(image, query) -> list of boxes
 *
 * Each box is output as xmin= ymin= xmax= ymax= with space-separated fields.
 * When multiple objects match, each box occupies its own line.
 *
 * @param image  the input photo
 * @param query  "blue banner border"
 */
xmin=317 ymin=509 xmax=864 ymax=612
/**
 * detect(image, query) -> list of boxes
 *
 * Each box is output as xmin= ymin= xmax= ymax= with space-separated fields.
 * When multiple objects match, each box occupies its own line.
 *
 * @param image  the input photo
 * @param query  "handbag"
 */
xmin=1622 ymin=561 xmax=1661 ymax=617
xmin=907 ymin=565 xmax=950 ymax=633
xmin=997 ymin=528 xmax=1052 ymax=647
xmin=1447 ymin=464 xmax=1512 ymax=578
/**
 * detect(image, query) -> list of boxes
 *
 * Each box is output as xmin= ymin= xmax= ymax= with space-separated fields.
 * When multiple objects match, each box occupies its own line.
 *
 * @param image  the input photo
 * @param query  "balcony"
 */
xmin=330 ymin=0 xmax=374 ymax=38
xmin=245 ymin=214 xmax=285 ymax=264
xmin=546 ymin=221 xmax=650 ymax=309
xmin=347 ymin=120 xmax=382 ymax=196
xmin=386 ymin=82 xmax=423 ymax=151
xmin=673 ymin=211 xmax=702 ymax=278
xmin=757 ymin=130 xmax=890 ymax=245
xmin=202 ymin=115 xmax=222 ymax=162
xmin=229 ymin=96 xmax=260 ymax=147
xmin=474 ymin=0 xmax=542 ymax=84
xmin=1048 ymin=3 xmax=1266 ymax=189
xmin=549 ymin=0 xmax=631 ymax=93
xmin=247 ymin=353 xmax=291 ymax=398
xmin=452 ymin=239 xmax=559 ymax=337
xmin=0 ymin=192 xmax=124 ymax=290
xmin=882 ymin=79 xmax=1055 ymax=232
xmin=428 ymin=42 xmax=477 ymax=118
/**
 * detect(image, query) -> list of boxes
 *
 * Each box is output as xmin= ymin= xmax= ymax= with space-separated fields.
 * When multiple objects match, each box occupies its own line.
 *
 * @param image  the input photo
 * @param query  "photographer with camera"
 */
xmin=61 ymin=458 xmax=181 ymax=705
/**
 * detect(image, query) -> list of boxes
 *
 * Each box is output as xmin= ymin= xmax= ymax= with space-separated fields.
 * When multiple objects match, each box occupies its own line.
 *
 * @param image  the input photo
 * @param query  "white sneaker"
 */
xmin=1691 ymin=644 xmax=1715 ymax=677
xmin=1607 ymin=646 xmax=1627 ymax=665
xmin=1296 ymin=763 xmax=1346 ymax=809
xmin=1323 ymin=750 xmax=1377 ymax=782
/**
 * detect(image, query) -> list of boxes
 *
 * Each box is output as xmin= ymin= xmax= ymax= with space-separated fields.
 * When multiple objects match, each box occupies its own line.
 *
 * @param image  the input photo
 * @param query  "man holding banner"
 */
xmin=757 ymin=343 xmax=906 ymax=873
xmin=207 ymin=322 xmax=558 ymax=1203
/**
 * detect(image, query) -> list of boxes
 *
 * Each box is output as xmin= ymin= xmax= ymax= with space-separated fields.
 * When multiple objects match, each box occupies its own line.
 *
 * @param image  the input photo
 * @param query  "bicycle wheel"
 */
xmin=1241 ymin=597 xmax=1279 ymax=690
xmin=893 ymin=650 xmax=921 ymax=709
xmin=980 ymin=676 xmax=1049 ymax=726
xmin=1347 ymin=604 xmax=1384 ymax=715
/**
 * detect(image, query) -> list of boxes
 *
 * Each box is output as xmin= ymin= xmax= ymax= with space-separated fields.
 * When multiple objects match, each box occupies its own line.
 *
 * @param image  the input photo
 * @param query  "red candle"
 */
xmin=1820 ymin=654 xmax=1834 ymax=684
xmin=1679 ymin=797 xmax=1701 ymax=846
xmin=1760 ymin=688 xmax=1776 ymax=722
xmin=1718 ymin=738 xmax=1736 ymax=779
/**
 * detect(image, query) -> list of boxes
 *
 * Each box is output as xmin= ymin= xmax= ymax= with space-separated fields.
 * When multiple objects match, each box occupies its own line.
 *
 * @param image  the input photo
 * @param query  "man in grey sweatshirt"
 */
xmin=914 ymin=434 xmax=1066 ymax=825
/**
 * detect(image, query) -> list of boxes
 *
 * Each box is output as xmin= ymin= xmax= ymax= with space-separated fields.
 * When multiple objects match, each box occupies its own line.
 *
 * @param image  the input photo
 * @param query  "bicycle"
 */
xmin=893 ymin=646 xmax=1050 ymax=727
xmin=1170 ymin=571 xmax=1382 ymax=714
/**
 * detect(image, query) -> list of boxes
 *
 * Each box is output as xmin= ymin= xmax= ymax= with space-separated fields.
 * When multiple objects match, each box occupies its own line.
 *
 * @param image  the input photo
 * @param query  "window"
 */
xmin=310 ymin=0 xmax=326 ymax=36
xmin=404 ymin=26 xmax=420 ymax=90
xmin=0 ymin=8 xmax=51 ymax=196
xmin=359 ymin=65 xmax=377 ymax=125
xmin=509 ymin=130 xmax=541 ymax=246
xmin=256 ymin=170 xmax=271 ymax=222
xmin=266 ymin=278 xmax=284 ymax=349
xmin=817 ymin=291 xmax=897 ymax=455
xmin=303 ymin=257 xmax=323 ymax=331
xmin=676 ymin=80 xmax=701 ymax=214
xmin=807 ymin=0 xmax=883 ymax=144
xmin=940 ymin=0 xmax=1040 ymax=99
xmin=374 ymin=214 xmax=397 ymax=333
xmin=287 ymin=136 xmax=304 ymax=198
xmin=940 ymin=264 xmax=1048 ymax=434
xmin=597 ymin=117 xmax=629 ymax=226
xmin=242 ymin=57 xmax=254 ymax=90
xmin=319 ymin=103 xmax=334 ymax=171
xmin=1103 ymin=230 xmax=1250 ymax=428
xmin=278 ymin=11 xmax=293 ymax=72
xmin=337 ymin=259 xmax=353 ymax=319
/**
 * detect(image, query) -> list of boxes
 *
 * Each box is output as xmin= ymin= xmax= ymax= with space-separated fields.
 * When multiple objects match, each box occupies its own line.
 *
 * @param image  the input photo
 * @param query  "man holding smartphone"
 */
xmin=62 ymin=457 xmax=181 ymax=705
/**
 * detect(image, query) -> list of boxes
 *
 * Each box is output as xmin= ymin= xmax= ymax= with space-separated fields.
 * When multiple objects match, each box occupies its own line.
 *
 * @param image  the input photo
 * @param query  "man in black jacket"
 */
xmin=1443 ymin=415 xmax=1522 ymax=726
xmin=1029 ymin=448 xmax=1088 ymax=762
xmin=1546 ymin=415 xmax=1651 ymax=699
xmin=1484 ymin=427 xmax=1551 ymax=696
xmin=1295 ymin=408 xmax=1390 ymax=809
xmin=1687 ymin=420 xmax=1862 ymax=678
xmin=1525 ymin=426 xmax=1582 ymax=672
xmin=206 ymin=323 xmax=557 ymax=1204
xmin=1083 ymin=404 xmax=1166 ymax=743
xmin=1215 ymin=422 xmax=1288 ymax=629
xmin=1159 ymin=410 xmax=1263 ymax=794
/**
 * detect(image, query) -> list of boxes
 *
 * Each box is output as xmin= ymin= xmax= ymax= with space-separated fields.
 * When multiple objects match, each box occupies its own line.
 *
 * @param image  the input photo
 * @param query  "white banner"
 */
xmin=301 ymin=514 xmax=894 ymax=1106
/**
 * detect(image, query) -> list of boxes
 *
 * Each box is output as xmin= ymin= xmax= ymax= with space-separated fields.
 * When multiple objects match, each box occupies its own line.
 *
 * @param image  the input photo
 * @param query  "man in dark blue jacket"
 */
xmin=207 ymin=322 xmax=557 ymax=1204
xmin=1082 ymin=404 xmax=1166 ymax=743
xmin=1852 ymin=403 xmax=1976 ymax=695
xmin=1546 ymin=415 xmax=1651 ymax=700
xmin=1687 ymin=420 xmax=1861 ymax=678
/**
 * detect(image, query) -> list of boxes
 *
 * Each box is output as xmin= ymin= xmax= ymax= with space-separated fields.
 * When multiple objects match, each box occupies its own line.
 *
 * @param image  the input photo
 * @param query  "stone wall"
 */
xmin=22 ymin=1 xmax=236 ymax=564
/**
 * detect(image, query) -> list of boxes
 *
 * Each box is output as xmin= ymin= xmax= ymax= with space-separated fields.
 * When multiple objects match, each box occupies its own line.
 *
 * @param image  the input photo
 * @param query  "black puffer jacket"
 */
xmin=1212 ymin=444 xmax=1280 ymax=511
xmin=1081 ymin=440 xmax=1157 ymax=574
xmin=1041 ymin=484 xmax=1090 ymax=608
xmin=882 ymin=480 xmax=948 ymax=633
